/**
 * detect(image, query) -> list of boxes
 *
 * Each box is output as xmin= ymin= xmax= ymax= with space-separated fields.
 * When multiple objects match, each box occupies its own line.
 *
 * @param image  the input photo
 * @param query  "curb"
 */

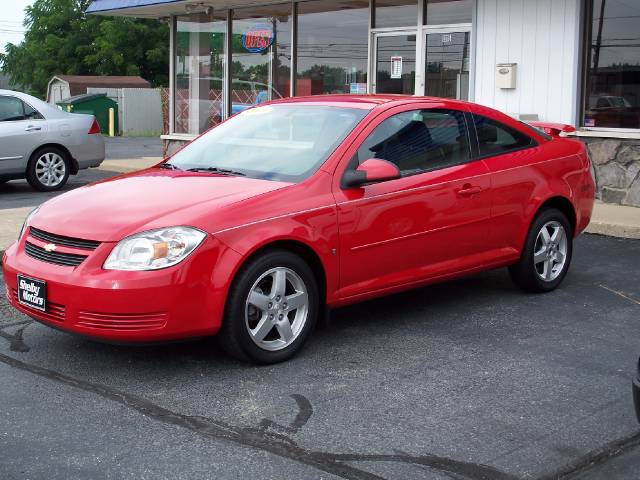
xmin=585 ymin=222 xmax=640 ymax=240
xmin=97 ymin=158 xmax=162 ymax=175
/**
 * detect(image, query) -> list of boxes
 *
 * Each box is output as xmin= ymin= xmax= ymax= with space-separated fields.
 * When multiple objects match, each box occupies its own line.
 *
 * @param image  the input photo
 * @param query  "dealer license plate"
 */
xmin=17 ymin=275 xmax=47 ymax=312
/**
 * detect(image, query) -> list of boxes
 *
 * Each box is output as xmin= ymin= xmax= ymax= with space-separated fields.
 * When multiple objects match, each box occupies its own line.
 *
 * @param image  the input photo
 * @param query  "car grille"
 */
xmin=11 ymin=288 xmax=65 ymax=323
xmin=77 ymin=311 xmax=168 ymax=331
xmin=25 ymin=242 xmax=88 ymax=267
xmin=30 ymin=227 xmax=101 ymax=250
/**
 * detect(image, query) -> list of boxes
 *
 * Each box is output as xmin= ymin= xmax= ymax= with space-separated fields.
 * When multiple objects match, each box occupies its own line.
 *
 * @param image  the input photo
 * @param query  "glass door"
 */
xmin=423 ymin=29 xmax=471 ymax=100
xmin=372 ymin=32 xmax=417 ymax=95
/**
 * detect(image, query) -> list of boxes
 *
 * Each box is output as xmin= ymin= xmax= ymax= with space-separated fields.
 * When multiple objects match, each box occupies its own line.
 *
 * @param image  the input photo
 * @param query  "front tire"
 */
xmin=218 ymin=250 xmax=319 ymax=364
xmin=26 ymin=147 xmax=70 ymax=192
xmin=509 ymin=208 xmax=573 ymax=293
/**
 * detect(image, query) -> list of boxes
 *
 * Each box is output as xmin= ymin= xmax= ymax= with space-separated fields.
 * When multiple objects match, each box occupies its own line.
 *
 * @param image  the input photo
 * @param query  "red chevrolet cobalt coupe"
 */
xmin=3 ymin=96 xmax=595 ymax=363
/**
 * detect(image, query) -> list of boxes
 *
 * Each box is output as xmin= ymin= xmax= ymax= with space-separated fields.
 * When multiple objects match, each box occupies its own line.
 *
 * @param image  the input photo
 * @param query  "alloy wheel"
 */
xmin=35 ymin=152 xmax=66 ymax=188
xmin=533 ymin=221 xmax=568 ymax=282
xmin=245 ymin=267 xmax=309 ymax=352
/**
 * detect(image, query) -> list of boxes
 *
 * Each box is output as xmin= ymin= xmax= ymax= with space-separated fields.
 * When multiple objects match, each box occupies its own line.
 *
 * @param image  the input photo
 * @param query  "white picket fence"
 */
xmin=87 ymin=87 xmax=163 ymax=136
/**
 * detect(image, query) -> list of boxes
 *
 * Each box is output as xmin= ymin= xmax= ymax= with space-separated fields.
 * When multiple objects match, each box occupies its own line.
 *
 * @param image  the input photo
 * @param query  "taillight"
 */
xmin=88 ymin=118 xmax=101 ymax=135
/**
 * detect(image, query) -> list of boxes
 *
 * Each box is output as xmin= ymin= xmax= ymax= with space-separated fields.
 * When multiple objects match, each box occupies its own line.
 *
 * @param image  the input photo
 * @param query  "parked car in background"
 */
xmin=3 ymin=95 xmax=595 ymax=364
xmin=585 ymin=93 xmax=640 ymax=129
xmin=0 ymin=89 xmax=105 ymax=191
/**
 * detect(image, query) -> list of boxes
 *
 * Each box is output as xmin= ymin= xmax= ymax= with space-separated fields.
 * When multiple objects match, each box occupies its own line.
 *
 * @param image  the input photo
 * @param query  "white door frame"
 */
xmin=417 ymin=23 xmax=472 ymax=97
xmin=369 ymin=28 xmax=418 ymax=94
xmin=369 ymin=23 xmax=472 ymax=97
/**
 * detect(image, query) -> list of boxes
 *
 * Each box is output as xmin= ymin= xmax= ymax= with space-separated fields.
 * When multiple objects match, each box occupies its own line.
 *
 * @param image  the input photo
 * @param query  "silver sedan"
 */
xmin=0 ymin=89 xmax=105 ymax=191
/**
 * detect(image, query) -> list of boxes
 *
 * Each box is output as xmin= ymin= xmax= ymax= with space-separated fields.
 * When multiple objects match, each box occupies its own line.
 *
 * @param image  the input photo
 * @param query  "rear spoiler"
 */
xmin=528 ymin=122 xmax=576 ymax=137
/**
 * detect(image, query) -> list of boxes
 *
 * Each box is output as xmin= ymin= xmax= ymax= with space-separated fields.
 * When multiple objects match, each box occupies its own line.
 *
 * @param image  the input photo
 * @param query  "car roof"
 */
xmin=0 ymin=89 xmax=70 ymax=119
xmin=266 ymin=94 xmax=473 ymax=111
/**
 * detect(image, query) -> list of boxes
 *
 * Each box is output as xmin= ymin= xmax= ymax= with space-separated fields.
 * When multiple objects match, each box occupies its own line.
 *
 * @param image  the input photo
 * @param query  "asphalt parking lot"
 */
xmin=1 ymin=233 xmax=639 ymax=480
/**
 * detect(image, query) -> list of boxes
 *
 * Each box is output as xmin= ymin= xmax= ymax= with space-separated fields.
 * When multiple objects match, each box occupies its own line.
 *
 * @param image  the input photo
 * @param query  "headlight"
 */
xmin=19 ymin=207 xmax=39 ymax=240
xmin=103 ymin=226 xmax=207 ymax=271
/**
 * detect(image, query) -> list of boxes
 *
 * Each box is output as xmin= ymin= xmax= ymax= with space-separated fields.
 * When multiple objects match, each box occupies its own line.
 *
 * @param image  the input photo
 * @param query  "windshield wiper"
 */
xmin=158 ymin=163 xmax=181 ymax=170
xmin=186 ymin=167 xmax=246 ymax=177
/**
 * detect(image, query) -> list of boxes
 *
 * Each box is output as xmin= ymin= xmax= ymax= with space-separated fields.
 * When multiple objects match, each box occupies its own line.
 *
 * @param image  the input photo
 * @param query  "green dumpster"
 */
xmin=57 ymin=93 xmax=118 ymax=135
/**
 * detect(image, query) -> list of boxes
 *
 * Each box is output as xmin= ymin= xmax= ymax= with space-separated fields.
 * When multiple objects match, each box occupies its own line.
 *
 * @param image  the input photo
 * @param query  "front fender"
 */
xmin=213 ymin=204 xmax=340 ymax=304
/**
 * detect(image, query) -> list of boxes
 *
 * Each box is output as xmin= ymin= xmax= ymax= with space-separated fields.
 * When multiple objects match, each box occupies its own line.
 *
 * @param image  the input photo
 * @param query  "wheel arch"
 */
xmin=515 ymin=194 xmax=578 ymax=257
xmin=216 ymin=237 xmax=330 ymax=332
xmin=534 ymin=196 xmax=577 ymax=235
xmin=232 ymin=239 xmax=328 ymax=308
xmin=28 ymin=143 xmax=79 ymax=175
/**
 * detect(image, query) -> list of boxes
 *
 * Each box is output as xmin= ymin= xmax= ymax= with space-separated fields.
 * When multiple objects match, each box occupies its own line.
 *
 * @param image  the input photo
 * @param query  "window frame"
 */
xmin=0 ymin=95 xmax=30 ymax=123
xmin=22 ymin=99 xmax=45 ymax=121
xmin=468 ymin=113 xmax=539 ymax=160
xmin=342 ymin=106 xmax=476 ymax=185
xmin=579 ymin=0 xmax=640 ymax=133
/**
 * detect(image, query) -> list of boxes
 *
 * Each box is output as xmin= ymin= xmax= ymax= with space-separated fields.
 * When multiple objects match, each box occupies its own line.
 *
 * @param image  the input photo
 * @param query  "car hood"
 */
xmin=31 ymin=169 xmax=291 ymax=242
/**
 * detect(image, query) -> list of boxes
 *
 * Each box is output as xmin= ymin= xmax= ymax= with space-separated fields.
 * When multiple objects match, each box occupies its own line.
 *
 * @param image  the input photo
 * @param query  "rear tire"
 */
xmin=509 ymin=208 xmax=573 ymax=293
xmin=218 ymin=250 xmax=319 ymax=364
xmin=26 ymin=147 xmax=70 ymax=192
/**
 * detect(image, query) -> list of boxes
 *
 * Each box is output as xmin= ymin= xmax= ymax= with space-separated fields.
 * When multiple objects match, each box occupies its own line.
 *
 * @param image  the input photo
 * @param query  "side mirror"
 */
xmin=342 ymin=159 xmax=401 ymax=188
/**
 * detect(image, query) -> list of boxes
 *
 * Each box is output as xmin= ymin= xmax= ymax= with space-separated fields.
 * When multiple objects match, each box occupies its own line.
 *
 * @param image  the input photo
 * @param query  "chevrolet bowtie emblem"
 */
xmin=44 ymin=243 xmax=57 ymax=252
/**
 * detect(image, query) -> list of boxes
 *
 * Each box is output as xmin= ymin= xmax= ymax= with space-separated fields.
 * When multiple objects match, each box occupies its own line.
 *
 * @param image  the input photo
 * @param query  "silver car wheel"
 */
xmin=35 ymin=152 xmax=66 ymax=187
xmin=533 ymin=221 xmax=568 ymax=282
xmin=245 ymin=267 xmax=309 ymax=352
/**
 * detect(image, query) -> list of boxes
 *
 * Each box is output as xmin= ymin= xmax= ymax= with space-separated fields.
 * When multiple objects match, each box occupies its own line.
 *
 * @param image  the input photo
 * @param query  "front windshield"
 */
xmin=166 ymin=104 xmax=368 ymax=182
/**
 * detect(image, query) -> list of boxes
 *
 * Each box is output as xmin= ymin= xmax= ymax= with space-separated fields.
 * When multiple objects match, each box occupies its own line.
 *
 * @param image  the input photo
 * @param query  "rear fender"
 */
xmin=516 ymin=180 xmax=577 ymax=253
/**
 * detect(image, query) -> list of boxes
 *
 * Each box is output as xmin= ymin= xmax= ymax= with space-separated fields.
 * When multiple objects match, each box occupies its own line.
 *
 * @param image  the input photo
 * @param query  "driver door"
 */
xmin=333 ymin=104 xmax=492 ymax=300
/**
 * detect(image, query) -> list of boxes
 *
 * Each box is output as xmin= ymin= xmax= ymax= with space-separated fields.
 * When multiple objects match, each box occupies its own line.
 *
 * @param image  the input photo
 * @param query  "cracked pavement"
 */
xmin=0 ymin=234 xmax=639 ymax=479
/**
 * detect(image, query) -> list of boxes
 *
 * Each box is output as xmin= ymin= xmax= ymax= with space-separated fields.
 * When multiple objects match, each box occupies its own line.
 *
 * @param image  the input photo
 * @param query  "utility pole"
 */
xmin=593 ymin=0 xmax=606 ymax=71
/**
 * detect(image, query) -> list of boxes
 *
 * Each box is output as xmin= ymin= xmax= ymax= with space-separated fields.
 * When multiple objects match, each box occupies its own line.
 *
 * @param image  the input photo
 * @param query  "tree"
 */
xmin=0 ymin=0 xmax=168 ymax=98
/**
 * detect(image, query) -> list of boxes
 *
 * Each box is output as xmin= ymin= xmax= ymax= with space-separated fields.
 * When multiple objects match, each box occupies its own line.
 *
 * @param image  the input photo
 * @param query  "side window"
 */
xmin=473 ymin=114 xmax=535 ymax=157
xmin=0 ymin=96 xmax=26 ymax=122
xmin=23 ymin=102 xmax=44 ymax=120
xmin=356 ymin=109 xmax=470 ymax=176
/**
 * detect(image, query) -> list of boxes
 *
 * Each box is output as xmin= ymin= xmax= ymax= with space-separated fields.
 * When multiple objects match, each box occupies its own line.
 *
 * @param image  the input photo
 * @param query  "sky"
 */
xmin=0 ymin=0 xmax=35 ymax=53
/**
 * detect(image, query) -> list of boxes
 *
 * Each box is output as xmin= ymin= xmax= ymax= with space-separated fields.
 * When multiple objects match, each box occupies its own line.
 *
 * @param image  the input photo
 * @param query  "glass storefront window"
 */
xmin=425 ymin=31 xmax=470 ymax=100
xmin=296 ymin=1 xmax=369 ymax=96
xmin=374 ymin=0 xmax=419 ymax=29
xmin=583 ymin=0 xmax=640 ymax=129
xmin=425 ymin=0 xmax=472 ymax=25
xmin=375 ymin=34 xmax=417 ymax=94
xmin=175 ymin=13 xmax=226 ymax=135
xmin=232 ymin=5 xmax=292 ymax=114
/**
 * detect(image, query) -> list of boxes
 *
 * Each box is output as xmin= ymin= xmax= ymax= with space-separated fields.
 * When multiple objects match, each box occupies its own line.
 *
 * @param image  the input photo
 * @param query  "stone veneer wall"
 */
xmin=582 ymin=137 xmax=640 ymax=207
xmin=163 ymin=137 xmax=640 ymax=208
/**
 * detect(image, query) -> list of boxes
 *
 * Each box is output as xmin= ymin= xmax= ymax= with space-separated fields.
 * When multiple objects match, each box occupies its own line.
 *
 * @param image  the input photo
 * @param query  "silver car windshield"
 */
xmin=166 ymin=104 xmax=368 ymax=183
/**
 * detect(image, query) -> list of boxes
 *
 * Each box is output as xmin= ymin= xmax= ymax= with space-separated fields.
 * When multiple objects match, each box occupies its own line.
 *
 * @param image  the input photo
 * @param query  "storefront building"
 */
xmin=87 ymin=0 xmax=640 ymax=206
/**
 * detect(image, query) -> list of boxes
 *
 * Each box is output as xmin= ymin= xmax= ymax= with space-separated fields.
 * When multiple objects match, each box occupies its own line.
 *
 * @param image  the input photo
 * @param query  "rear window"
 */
xmin=519 ymin=121 xmax=552 ymax=141
xmin=472 ymin=114 xmax=536 ymax=157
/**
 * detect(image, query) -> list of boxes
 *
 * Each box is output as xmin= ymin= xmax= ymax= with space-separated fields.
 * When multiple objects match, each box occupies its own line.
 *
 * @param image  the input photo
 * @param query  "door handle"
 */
xmin=456 ymin=185 xmax=482 ymax=197
xmin=25 ymin=126 xmax=42 ymax=132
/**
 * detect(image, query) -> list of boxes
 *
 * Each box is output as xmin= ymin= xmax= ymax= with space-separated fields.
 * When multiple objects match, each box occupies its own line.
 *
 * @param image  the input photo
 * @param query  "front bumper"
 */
xmin=2 ymin=233 xmax=240 ymax=343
